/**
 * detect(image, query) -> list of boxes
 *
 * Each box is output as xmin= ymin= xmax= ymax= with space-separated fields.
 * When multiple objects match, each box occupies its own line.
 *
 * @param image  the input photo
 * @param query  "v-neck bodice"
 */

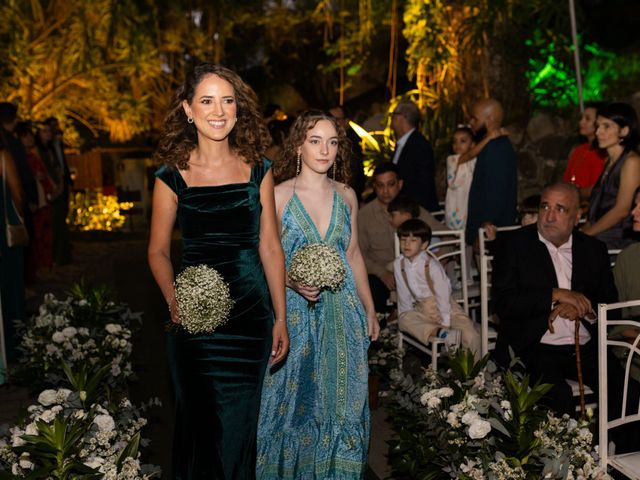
xmin=289 ymin=190 xmax=337 ymax=242
xmin=281 ymin=189 xmax=351 ymax=255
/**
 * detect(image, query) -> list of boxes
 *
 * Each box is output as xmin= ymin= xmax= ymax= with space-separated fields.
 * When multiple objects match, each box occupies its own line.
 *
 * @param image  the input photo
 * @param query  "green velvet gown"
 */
xmin=156 ymin=159 xmax=274 ymax=480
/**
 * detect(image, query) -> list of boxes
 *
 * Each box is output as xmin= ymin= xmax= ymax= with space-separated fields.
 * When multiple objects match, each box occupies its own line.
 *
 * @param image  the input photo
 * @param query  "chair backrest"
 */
xmin=479 ymin=253 xmax=493 ymax=356
xmin=428 ymin=229 xmax=468 ymax=313
xmin=608 ymin=248 xmax=621 ymax=268
xmin=598 ymin=299 xmax=640 ymax=467
xmin=478 ymin=226 xmax=521 ymax=356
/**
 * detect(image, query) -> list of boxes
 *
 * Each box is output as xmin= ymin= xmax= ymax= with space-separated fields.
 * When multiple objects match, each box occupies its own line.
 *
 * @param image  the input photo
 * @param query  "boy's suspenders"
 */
xmin=400 ymin=256 xmax=437 ymax=308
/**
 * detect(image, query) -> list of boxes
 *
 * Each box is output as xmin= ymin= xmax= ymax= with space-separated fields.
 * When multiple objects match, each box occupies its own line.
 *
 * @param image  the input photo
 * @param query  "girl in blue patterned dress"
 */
xmin=257 ymin=111 xmax=379 ymax=479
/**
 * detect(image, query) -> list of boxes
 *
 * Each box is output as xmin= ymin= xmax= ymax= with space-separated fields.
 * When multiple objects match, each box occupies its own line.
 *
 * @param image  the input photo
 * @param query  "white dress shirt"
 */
xmin=392 ymin=128 xmax=415 ymax=164
xmin=538 ymin=233 xmax=591 ymax=345
xmin=393 ymin=251 xmax=452 ymax=326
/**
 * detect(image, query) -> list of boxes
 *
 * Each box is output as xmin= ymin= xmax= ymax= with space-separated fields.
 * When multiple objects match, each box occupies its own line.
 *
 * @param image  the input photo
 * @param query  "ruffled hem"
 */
xmin=257 ymin=417 xmax=369 ymax=480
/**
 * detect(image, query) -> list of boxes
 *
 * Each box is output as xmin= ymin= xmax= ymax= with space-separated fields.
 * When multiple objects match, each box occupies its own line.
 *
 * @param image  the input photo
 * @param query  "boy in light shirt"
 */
xmin=394 ymin=219 xmax=481 ymax=356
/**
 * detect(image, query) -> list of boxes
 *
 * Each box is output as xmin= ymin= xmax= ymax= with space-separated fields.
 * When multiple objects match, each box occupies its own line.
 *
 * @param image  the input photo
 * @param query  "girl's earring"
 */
xmin=296 ymin=152 xmax=301 ymax=176
xmin=332 ymin=160 xmax=337 ymax=181
xmin=187 ymin=117 xmax=194 ymax=124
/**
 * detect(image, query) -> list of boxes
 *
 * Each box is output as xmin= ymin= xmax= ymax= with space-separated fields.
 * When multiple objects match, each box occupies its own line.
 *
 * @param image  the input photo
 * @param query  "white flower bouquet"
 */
xmin=0 ymin=387 xmax=161 ymax=479
xmin=16 ymin=287 xmax=140 ymax=389
xmin=173 ymin=265 xmax=234 ymax=335
xmin=288 ymin=242 xmax=346 ymax=293
xmin=388 ymin=350 xmax=610 ymax=479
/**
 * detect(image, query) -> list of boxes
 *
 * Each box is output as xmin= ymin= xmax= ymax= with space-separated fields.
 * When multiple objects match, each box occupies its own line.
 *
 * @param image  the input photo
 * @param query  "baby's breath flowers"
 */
xmin=288 ymin=243 xmax=346 ymax=290
xmin=174 ymin=265 xmax=234 ymax=334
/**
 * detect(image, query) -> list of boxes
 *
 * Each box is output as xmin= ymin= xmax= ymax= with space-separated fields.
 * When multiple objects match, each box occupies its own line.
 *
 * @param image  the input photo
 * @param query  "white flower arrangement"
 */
xmin=388 ymin=350 xmax=611 ymax=479
xmin=288 ymin=242 xmax=346 ymax=291
xmin=173 ymin=265 xmax=235 ymax=335
xmin=16 ymin=292 xmax=138 ymax=388
xmin=0 ymin=388 xmax=161 ymax=479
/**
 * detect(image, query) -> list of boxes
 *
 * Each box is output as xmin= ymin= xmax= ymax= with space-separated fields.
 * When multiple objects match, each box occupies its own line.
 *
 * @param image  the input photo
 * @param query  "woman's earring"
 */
xmin=187 ymin=117 xmax=194 ymax=124
xmin=332 ymin=160 xmax=337 ymax=180
xmin=296 ymin=152 xmax=301 ymax=176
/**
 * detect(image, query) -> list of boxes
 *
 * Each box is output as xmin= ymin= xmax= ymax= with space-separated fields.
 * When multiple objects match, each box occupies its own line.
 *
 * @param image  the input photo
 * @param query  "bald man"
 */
xmin=492 ymin=184 xmax=640 ymax=454
xmin=465 ymin=99 xmax=518 ymax=245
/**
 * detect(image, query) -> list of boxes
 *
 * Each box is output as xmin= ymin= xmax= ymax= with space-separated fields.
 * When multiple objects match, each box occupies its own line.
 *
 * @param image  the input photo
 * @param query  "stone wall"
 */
xmin=507 ymin=112 xmax=580 ymax=200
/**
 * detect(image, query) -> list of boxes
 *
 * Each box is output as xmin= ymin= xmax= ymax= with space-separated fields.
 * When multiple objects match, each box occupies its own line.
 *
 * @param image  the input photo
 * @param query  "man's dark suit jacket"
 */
xmin=492 ymin=224 xmax=617 ymax=367
xmin=465 ymin=136 xmax=517 ymax=244
xmin=395 ymin=130 xmax=439 ymax=212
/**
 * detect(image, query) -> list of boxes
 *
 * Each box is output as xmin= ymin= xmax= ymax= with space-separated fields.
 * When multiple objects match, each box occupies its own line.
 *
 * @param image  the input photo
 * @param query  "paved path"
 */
xmin=1 ymin=231 xmax=393 ymax=479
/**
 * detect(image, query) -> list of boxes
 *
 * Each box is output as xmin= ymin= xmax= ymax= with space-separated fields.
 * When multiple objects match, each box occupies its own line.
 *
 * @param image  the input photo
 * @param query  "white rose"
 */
xmin=468 ymin=419 xmax=492 ymax=439
xmin=78 ymin=299 xmax=89 ymax=307
xmin=420 ymin=391 xmax=432 ymax=406
xmin=38 ymin=409 xmax=57 ymax=423
xmin=52 ymin=331 xmax=66 ymax=343
xmin=437 ymin=387 xmax=454 ymax=398
xmin=84 ymin=457 xmax=105 ymax=470
xmin=500 ymin=400 xmax=511 ymax=410
xmin=447 ymin=412 xmax=460 ymax=427
xmin=93 ymin=414 xmax=115 ymax=432
xmin=11 ymin=428 xmax=26 ymax=447
xmin=427 ymin=396 xmax=441 ymax=409
xmin=25 ymin=423 xmax=39 ymax=436
xmin=105 ymin=324 xmax=122 ymax=334
xmin=62 ymin=326 xmax=77 ymax=338
xmin=45 ymin=344 xmax=60 ymax=356
xmin=54 ymin=316 xmax=66 ymax=327
xmin=461 ymin=410 xmax=479 ymax=425
xmin=19 ymin=453 xmax=33 ymax=470
xmin=38 ymin=389 xmax=58 ymax=406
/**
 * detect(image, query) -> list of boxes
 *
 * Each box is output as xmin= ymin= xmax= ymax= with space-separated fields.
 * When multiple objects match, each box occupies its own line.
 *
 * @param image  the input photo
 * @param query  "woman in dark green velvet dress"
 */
xmin=148 ymin=64 xmax=289 ymax=479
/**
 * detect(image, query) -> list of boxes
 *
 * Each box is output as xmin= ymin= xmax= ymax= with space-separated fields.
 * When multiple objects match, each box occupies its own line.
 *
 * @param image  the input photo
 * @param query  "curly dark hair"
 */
xmin=274 ymin=110 xmax=352 ymax=184
xmin=154 ymin=64 xmax=271 ymax=169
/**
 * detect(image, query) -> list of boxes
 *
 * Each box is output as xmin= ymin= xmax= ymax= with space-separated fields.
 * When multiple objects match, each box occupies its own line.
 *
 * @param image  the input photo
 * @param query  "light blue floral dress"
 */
xmin=257 ymin=188 xmax=370 ymax=479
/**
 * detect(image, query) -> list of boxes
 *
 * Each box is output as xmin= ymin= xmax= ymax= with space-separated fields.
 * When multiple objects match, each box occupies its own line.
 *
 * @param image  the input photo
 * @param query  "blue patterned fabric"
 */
xmin=257 ymin=189 xmax=370 ymax=479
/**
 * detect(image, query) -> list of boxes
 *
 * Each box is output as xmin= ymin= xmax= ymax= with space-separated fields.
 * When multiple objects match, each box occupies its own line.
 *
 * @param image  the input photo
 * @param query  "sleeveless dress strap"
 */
xmin=154 ymin=165 xmax=183 ymax=194
xmin=251 ymin=157 xmax=272 ymax=185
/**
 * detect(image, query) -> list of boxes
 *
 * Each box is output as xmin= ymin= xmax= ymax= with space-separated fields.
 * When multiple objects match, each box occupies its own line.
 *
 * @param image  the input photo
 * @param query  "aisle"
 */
xmin=1 ymin=231 xmax=391 ymax=479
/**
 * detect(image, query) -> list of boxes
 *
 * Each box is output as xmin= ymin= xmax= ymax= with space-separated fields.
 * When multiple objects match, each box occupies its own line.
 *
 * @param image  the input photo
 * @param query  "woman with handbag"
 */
xmin=1 ymin=142 xmax=26 ymax=377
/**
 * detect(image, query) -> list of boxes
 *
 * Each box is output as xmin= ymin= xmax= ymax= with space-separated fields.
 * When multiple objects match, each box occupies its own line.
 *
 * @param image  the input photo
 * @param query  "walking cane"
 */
xmin=574 ymin=317 xmax=586 ymax=420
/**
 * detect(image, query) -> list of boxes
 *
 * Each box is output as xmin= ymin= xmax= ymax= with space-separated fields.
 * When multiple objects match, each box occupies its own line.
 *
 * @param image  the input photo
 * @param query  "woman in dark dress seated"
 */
xmin=583 ymin=102 xmax=640 ymax=249
xmin=148 ymin=64 xmax=288 ymax=479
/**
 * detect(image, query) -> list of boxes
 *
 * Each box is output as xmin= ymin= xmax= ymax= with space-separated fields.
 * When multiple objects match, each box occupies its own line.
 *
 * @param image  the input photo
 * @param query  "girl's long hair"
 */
xmin=274 ymin=110 xmax=351 ymax=185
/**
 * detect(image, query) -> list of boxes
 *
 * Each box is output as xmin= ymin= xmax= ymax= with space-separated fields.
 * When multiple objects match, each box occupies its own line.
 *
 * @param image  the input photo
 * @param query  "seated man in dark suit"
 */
xmin=493 ymin=182 xmax=639 ymax=450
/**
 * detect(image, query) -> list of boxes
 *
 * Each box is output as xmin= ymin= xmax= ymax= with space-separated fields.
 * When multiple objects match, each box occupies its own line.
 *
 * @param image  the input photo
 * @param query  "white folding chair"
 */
xmin=598 ymin=300 xmax=640 ymax=479
xmin=397 ymin=229 xmax=467 ymax=370
xmin=430 ymin=229 xmax=469 ymax=314
xmin=477 ymin=226 xmax=520 ymax=356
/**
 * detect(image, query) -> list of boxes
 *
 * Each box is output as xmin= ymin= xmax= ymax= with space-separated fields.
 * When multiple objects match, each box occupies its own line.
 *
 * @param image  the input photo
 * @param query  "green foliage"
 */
xmin=387 ymin=352 xmax=602 ymax=479
xmin=526 ymin=29 xmax=640 ymax=108
xmin=0 ymin=0 xmax=162 ymax=144
xmin=12 ymin=415 xmax=100 ymax=480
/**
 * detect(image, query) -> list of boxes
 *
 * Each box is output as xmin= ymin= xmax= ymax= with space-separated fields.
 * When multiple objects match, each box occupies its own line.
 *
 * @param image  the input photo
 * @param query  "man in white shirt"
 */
xmin=493 ymin=183 xmax=640 ymax=439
